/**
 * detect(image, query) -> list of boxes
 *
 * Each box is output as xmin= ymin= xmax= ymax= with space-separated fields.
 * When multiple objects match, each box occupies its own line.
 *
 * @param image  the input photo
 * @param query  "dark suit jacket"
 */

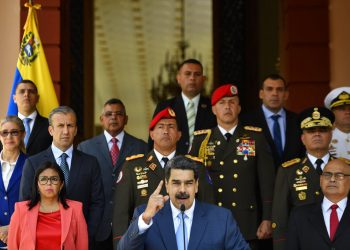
xmin=240 ymin=107 xmax=304 ymax=168
xmin=0 ymin=113 xmax=51 ymax=156
xmin=19 ymin=147 xmax=104 ymax=239
xmin=77 ymin=132 xmax=148 ymax=241
xmin=117 ymin=200 xmax=250 ymax=250
xmin=149 ymin=95 xmax=217 ymax=154
xmin=287 ymin=198 xmax=350 ymax=250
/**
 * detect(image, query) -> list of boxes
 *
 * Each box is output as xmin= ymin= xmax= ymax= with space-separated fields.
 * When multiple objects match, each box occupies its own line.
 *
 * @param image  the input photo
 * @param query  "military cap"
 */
xmin=149 ymin=107 xmax=176 ymax=130
xmin=299 ymin=107 xmax=334 ymax=129
xmin=211 ymin=84 xmax=238 ymax=106
xmin=324 ymin=87 xmax=350 ymax=109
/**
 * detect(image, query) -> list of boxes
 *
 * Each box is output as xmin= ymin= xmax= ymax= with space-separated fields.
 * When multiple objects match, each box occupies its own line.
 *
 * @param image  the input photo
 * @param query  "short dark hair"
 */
xmin=27 ymin=161 xmax=69 ymax=210
xmin=102 ymin=98 xmax=126 ymax=114
xmin=177 ymin=58 xmax=203 ymax=73
xmin=48 ymin=106 xmax=77 ymax=126
xmin=16 ymin=79 xmax=38 ymax=92
xmin=260 ymin=74 xmax=287 ymax=89
xmin=165 ymin=155 xmax=199 ymax=181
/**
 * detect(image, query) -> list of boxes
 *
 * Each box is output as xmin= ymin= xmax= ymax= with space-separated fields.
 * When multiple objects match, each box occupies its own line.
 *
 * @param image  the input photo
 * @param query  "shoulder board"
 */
xmin=282 ymin=158 xmax=301 ymax=168
xmin=126 ymin=154 xmax=144 ymax=161
xmin=244 ymin=126 xmax=262 ymax=132
xmin=338 ymin=157 xmax=350 ymax=165
xmin=193 ymin=129 xmax=211 ymax=136
xmin=185 ymin=155 xmax=204 ymax=163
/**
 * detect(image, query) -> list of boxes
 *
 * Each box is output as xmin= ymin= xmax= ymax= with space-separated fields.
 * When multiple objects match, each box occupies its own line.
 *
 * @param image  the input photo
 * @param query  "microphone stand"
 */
xmin=180 ymin=204 xmax=186 ymax=250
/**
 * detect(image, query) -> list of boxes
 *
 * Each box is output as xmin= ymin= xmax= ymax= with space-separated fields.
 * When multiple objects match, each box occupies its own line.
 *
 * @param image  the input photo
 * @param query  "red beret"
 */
xmin=149 ymin=107 xmax=176 ymax=130
xmin=211 ymin=84 xmax=238 ymax=105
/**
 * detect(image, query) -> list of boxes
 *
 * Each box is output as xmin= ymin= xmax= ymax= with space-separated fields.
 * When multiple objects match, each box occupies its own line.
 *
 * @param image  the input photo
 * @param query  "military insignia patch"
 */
xmin=134 ymin=166 xmax=142 ymax=173
xmin=302 ymin=166 xmax=309 ymax=173
xmin=298 ymin=191 xmax=306 ymax=200
xmin=149 ymin=163 xmax=157 ymax=171
xmin=282 ymin=158 xmax=301 ymax=168
xmin=296 ymin=169 xmax=303 ymax=175
xmin=140 ymin=189 xmax=148 ymax=196
xmin=236 ymin=139 xmax=255 ymax=160
xmin=147 ymin=155 xmax=153 ymax=162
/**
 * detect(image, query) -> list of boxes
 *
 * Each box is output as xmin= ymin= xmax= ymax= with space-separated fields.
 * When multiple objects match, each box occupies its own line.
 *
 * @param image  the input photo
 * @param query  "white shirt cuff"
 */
xmin=138 ymin=213 xmax=153 ymax=234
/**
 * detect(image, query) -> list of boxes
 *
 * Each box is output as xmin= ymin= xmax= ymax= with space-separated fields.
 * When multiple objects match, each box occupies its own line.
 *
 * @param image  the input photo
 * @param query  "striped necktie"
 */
xmin=186 ymin=101 xmax=195 ymax=145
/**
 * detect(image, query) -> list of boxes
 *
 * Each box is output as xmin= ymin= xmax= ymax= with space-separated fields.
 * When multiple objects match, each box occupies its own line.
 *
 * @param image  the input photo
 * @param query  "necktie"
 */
xmin=186 ymin=101 xmax=195 ymax=145
xmin=225 ymin=132 xmax=232 ymax=142
xmin=110 ymin=138 xmax=120 ymax=166
xmin=330 ymin=204 xmax=339 ymax=241
xmin=315 ymin=158 xmax=324 ymax=175
xmin=60 ymin=153 xmax=70 ymax=186
xmin=162 ymin=157 xmax=169 ymax=167
xmin=271 ymin=114 xmax=283 ymax=158
xmin=176 ymin=213 xmax=188 ymax=250
xmin=23 ymin=117 xmax=32 ymax=146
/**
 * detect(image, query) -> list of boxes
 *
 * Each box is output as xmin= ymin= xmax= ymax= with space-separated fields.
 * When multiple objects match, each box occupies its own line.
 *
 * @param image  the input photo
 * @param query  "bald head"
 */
xmin=320 ymin=159 xmax=350 ymax=203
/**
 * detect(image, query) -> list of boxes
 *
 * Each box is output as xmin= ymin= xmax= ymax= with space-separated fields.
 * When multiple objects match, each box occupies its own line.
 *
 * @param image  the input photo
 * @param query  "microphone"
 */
xmin=180 ymin=204 xmax=186 ymax=250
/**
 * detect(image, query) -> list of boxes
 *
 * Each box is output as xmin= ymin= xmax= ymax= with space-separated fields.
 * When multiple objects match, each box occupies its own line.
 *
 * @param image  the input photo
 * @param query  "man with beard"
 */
xmin=117 ymin=155 xmax=249 ymax=250
xmin=190 ymin=84 xmax=275 ymax=250
xmin=78 ymin=98 xmax=148 ymax=250
xmin=112 ymin=108 xmax=214 ymax=247
xmin=272 ymin=107 xmax=335 ymax=250
xmin=324 ymin=87 xmax=350 ymax=160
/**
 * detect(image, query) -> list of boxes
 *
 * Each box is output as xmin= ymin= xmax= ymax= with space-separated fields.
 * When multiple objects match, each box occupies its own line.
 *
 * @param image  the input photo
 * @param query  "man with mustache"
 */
xmin=190 ymin=84 xmax=275 ymax=250
xmin=112 ymin=108 xmax=214 ymax=248
xmin=287 ymin=159 xmax=350 ymax=249
xmin=272 ymin=106 xmax=335 ymax=250
xmin=78 ymin=98 xmax=148 ymax=250
xmin=117 ymin=155 xmax=249 ymax=250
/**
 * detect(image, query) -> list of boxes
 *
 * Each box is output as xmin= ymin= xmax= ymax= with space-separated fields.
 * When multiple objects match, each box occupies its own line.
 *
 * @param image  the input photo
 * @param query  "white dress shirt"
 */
xmin=182 ymin=92 xmax=200 ymax=117
xmin=0 ymin=151 xmax=19 ymax=190
xmin=153 ymin=149 xmax=176 ymax=168
xmin=262 ymin=105 xmax=287 ymax=149
xmin=322 ymin=196 xmax=347 ymax=237
xmin=104 ymin=130 xmax=124 ymax=151
xmin=18 ymin=110 xmax=38 ymax=133
xmin=51 ymin=144 xmax=74 ymax=170
xmin=218 ymin=125 xmax=237 ymax=138
xmin=307 ymin=153 xmax=330 ymax=171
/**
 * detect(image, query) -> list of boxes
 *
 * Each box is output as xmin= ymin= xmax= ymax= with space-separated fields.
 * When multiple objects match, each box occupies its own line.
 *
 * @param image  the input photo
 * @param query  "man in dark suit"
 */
xmin=117 ymin=155 xmax=249 ymax=250
xmin=149 ymin=59 xmax=217 ymax=154
xmin=78 ymin=98 xmax=148 ymax=250
xmin=19 ymin=106 xmax=104 ymax=249
xmin=287 ymin=158 xmax=350 ymax=250
xmin=190 ymin=84 xmax=275 ymax=250
xmin=9 ymin=79 xmax=51 ymax=155
xmin=241 ymin=74 xmax=304 ymax=169
xmin=272 ymin=107 xmax=335 ymax=250
xmin=112 ymin=108 xmax=214 ymax=247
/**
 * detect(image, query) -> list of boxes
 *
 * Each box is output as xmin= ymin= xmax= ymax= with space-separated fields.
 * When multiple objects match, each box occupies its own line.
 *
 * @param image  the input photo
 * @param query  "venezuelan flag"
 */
xmin=7 ymin=3 xmax=58 ymax=117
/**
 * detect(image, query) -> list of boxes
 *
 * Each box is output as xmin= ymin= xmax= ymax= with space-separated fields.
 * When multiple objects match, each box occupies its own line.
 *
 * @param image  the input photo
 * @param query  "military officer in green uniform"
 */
xmin=112 ymin=107 xmax=214 ymax=247
xmin=190 ymin=84 xmax=275 ymax=249
xmin=272 ymin=106 xmax=335 ymax=250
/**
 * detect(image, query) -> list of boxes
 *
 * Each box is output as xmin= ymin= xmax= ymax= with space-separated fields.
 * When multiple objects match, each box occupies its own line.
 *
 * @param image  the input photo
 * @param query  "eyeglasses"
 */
xmin=103 ymin=111 xmax=125 ymax=117
xmin=38 ymin=176 xmax=61 ymax=185
xmin=0 ymin=130 xmax=23 ymax=137
xmin=321 ymin=172 xmax=350 ymax=181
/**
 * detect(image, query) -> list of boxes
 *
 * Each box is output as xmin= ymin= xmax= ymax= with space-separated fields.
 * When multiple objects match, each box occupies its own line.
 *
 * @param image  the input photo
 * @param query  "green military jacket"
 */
xmin=190 ymin=124 xmax=275 ymax=240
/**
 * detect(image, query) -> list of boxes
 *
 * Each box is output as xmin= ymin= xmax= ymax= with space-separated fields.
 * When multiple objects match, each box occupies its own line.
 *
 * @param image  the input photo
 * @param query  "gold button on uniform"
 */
xmin=219 ymin=174 xmax=224 ymax=179
xmin=272 ymin=223 xmax=277 ymax=229
xmin=218 ymin=188 xmax=223 ymax=193
xmin=315 ymin=191 xmax=320 ymax=195
xmin=232 ymin=188 xmax=237 ymax=192
xmin=233 ymin=159 xmax=238 ymax=164
xmin=250 ymin=205 xmax=254 ymax=209
xmin=220 ymin=161 xmax=224 ymax=166
xmin=233 ymin=174 xmax=238 ymax=179
xmin=232 ymin=202 xmax=236 ymax=207
xmin=218 ymin=202 xmax=222 ymax=206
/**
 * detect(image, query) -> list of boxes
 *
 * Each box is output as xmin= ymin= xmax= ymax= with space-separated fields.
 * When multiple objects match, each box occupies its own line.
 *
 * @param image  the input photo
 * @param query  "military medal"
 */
xmin=134 ymin=166 xmax=142 ymax=173
xmin=149 ymin=163 xmax=157 ymax=171
xmin=140 ymin=189 xmax=148 ymax=196
xmin=296 ymin=169 xmax=303 ymax=175
xmin=236 ymin=139 xmax=255 ymax=161
xmin=302 ymin=166 xmax=309 ymax=173
xmin=298 ymin=191 xmax=306 ymax=200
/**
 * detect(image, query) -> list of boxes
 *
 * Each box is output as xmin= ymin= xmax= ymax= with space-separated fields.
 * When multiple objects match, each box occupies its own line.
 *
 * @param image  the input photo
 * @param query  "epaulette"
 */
xmin=282 ymin=158 xmax=301 ymax=168
xmin=185 ymin=155 xmax=204 ymax=163
xmin=338 ymin=157 xmax=350 ymax=165
xmin=193 ymin=129 xmax=211 ymax=136
xmin=244 ymin=126 xmax=262 ymax=132
xmin=126 ymin=154 xmax=144 ymax=161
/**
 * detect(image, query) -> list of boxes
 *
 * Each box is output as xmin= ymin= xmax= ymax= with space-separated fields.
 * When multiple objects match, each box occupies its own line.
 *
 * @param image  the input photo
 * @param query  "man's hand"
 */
xmin=256 ymin=220 xmax=272 ymax=239
xmin=0 ymin=225 xmax=9 ymax=244
xmin=142 ymin=181 xmax=169 ymax=224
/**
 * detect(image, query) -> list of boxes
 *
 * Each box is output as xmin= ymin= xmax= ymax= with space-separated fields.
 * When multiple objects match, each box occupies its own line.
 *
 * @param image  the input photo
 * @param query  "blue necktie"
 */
xmin=60 ymin=153 xmax=70 ymax=187
xmin=23 ymin=117 xmax=32 ymax=146
xmin=271 ymin=114 xmax=283 ymax=158
xmin=176 ymin=213 xmax=188 ymax=250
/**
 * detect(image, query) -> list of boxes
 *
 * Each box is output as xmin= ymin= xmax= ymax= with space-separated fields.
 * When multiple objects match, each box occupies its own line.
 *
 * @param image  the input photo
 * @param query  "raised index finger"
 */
xmin=152 ymin=180 xmax=164 ymax=195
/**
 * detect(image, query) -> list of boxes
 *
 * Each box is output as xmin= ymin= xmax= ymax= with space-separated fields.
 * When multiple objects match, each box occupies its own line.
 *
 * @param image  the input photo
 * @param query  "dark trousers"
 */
xmin=93 ymin=233 xmax=113 ymax=250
